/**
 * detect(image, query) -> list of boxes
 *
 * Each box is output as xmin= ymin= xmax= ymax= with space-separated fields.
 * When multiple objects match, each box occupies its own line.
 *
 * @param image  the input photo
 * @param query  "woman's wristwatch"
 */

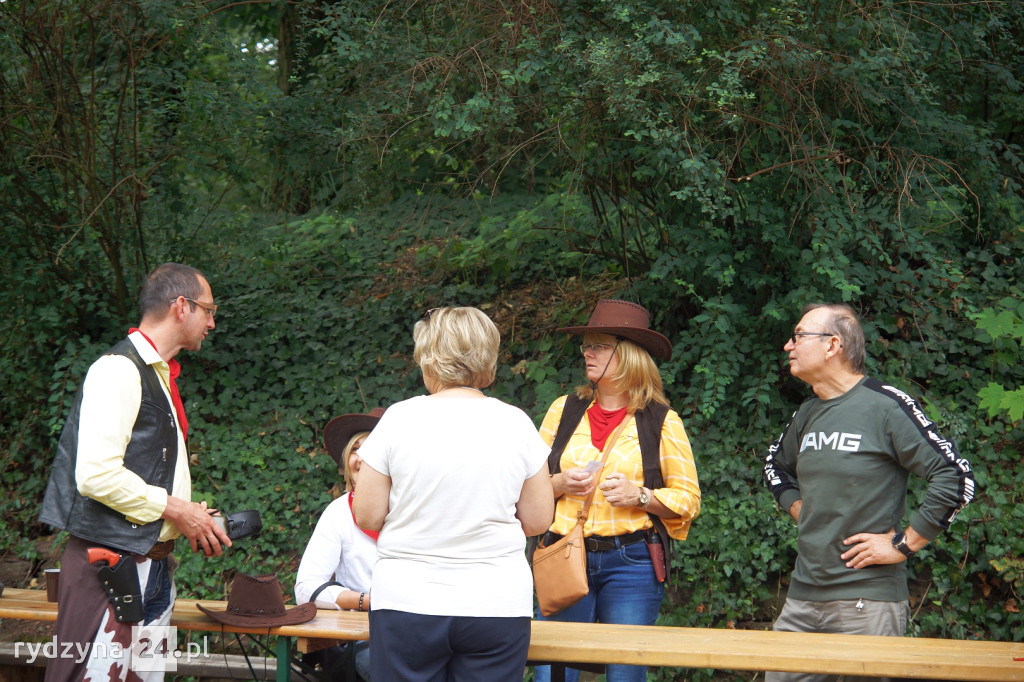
xmin=637 ymin=487 xmax=651 ymax=509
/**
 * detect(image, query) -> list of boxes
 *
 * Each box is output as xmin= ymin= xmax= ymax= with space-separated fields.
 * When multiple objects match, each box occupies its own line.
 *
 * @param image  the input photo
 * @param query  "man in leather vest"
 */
xmin=39 ymin=262 xmax=232 ymax=682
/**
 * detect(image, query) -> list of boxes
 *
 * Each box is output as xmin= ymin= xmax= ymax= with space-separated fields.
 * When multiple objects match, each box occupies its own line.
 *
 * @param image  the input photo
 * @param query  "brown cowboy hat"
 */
xmin=557 ymin=299 xmax=672 ymax=361
xmin=197 ymin=572 xmax=317 ymax=628
xmin=323 ymin=408 xmax=385 ymax=467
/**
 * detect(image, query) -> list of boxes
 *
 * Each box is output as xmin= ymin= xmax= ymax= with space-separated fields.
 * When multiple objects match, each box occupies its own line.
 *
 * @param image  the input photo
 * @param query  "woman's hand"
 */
xmin=598 ymin=473 xmax=642 ymax=507
xmin=555 ymin=467 xmax=598 ymax=497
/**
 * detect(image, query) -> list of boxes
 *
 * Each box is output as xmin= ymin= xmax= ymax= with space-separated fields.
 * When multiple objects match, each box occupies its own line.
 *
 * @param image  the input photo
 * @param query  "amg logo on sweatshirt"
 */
xmin=799 ymin=432 xmax=862 ymax=453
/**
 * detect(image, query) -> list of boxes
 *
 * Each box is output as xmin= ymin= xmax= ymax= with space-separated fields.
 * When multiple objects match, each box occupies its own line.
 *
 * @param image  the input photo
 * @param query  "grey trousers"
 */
xmin=764 ymin=596 xmax=910 ymax=682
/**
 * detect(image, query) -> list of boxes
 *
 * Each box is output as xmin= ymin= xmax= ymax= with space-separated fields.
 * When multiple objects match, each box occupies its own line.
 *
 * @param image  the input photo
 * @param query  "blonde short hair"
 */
xmin=575 ymin=333 xmax=669 ymax=412
xmin=413 ymin=307 xmax=499 ymax=390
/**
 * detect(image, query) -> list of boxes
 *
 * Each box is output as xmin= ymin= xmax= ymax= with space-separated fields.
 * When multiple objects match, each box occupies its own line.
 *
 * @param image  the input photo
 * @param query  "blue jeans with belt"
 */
xmin=533 ymin=537 xmax=665 ymax=682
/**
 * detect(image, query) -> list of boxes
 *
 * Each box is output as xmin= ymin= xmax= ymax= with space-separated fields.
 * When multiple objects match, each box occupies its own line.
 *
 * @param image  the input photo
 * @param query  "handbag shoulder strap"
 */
xmin=578 ymin=413 xmax=633 ymax=523
xmin=308 ymin=580 xmax=343 ymax=605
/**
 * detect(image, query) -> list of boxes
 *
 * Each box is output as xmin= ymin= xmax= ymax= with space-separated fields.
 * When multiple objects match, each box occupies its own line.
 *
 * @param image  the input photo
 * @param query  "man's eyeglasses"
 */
xmin=789 ymin=332 xmax=832 ymax=345
xmin=580 ymin=343 xmax=616 ymax=354
xmin=174 ymin=297 xmax=217 ymax=318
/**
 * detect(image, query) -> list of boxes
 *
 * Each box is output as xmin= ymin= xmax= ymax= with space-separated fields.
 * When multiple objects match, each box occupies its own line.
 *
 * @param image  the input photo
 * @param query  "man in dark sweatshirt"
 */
xmin=762 ymin=303 xmax=975 ymax=682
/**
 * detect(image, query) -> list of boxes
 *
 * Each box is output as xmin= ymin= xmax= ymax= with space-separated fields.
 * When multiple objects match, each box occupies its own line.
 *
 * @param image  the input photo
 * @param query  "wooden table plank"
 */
xmin=172 ymin=598 xmax=369 ymax=640
xmin=4 ymin=587 xmax=1023 ymax=680
xmin=528 ymin=621 xmax=1024 ymax=680
xmin=0 ymin=589 xmax=369 ymax=640
xmin=0 ymin=589 xmax=56 ymax=621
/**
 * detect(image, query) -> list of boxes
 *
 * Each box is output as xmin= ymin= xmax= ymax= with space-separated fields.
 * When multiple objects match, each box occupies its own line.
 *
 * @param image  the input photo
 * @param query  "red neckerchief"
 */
xmin=129 ymin=328 xmax=188 ymax=441
xmin=587 ymin=402 xmax=628 ymax=451
xmin=348 ymin=492 xmax=380 ymax=541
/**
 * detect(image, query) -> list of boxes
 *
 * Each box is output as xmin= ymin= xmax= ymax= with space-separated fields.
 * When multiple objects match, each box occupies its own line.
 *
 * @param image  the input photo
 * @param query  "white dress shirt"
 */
xmin=75 ymin=331 xmax=191 ymax=541
xmin=295 ymin=492 xmax=378 ymax=608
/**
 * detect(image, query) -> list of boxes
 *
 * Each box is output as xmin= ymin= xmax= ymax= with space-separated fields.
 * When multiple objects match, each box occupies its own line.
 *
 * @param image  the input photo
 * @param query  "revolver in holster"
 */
xmin=87 ymin=547 xmax=144 ymax=623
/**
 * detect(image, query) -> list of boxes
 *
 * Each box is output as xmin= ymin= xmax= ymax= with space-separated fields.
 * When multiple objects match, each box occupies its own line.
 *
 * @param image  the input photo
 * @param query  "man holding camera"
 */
xmin=39 ymin=263 xmax=231 ymax=682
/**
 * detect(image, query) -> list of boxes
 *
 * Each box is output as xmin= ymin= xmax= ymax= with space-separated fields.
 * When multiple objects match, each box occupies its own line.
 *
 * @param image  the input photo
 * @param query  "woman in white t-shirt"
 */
xmin=295 ymin=408 xmax=384 ymax=681
xmin=354 ymin=306 xmax=554 ymax=682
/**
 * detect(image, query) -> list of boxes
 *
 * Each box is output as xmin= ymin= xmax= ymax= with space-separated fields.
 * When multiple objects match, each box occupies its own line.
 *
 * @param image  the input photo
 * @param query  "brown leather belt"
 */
xmin=145 ymin=539 xmax=176 ymax=560
xmin=541 ymin=529 xmax=650 ymax=553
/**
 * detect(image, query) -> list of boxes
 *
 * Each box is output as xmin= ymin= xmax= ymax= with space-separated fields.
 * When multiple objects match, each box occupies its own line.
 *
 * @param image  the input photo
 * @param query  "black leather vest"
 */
xmin=38 ymin=338 xmax=180 ymax=555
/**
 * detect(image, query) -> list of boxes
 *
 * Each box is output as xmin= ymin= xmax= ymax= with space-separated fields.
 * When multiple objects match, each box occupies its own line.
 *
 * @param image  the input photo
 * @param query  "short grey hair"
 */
xmin=802 ymin=303 xmax=866 ymax=373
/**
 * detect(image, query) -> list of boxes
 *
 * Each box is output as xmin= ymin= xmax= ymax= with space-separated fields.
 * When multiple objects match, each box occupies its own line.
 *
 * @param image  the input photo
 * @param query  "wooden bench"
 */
xmin=3 ymin=587 xmax=1023 ymax=681
xmin=0 ymin=587 xmax=362 ymax=682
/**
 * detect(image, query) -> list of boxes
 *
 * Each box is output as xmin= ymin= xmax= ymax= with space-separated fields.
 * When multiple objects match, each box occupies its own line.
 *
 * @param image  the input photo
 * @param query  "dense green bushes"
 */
xmin=2 ymin=2 xmax=1023 ymax=679
xmin=136 ymin=196 xmax=1024 ymax=653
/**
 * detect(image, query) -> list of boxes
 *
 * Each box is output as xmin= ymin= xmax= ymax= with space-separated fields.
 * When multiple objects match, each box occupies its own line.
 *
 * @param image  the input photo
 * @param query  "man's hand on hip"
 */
xmin=841 ymin=526 xmax=926 ymax=568
xmin=840 ymin=531 xmax=905 ymax=568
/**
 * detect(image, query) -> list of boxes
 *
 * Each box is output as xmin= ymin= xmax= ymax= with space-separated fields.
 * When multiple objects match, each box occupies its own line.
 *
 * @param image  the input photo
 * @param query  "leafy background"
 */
xmin=1 ymin=1 xmax=1022 ymax=679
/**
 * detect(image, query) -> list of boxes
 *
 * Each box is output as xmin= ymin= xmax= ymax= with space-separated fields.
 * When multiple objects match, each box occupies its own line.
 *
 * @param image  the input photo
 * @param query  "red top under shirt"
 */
xmin=587 ymin=402 xmax=628 ymax=451
xmin=130 ymin=328 xmax=188 ymax=441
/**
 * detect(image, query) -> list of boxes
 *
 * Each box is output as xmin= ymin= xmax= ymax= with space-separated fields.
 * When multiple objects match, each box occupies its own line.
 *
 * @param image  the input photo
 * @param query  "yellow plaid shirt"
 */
xmin=540 ymin=395 xmax=701 ymax=541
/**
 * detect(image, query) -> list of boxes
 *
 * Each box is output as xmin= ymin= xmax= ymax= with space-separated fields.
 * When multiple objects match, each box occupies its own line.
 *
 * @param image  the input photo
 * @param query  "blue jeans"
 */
xmin=141 ymin=557 xmax=172 ymax=623
xmin=533 ymin=540 xmax=665 ymax=682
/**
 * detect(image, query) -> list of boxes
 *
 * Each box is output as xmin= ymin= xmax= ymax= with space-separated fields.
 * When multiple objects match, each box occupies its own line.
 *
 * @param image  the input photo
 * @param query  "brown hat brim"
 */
xmin=323 ymin=409 xmax=385 ymax=466
xmin=557 ymin=325 xmax=672 ymax=361
xmin=197 ymin=600 xmax=317 ymax=628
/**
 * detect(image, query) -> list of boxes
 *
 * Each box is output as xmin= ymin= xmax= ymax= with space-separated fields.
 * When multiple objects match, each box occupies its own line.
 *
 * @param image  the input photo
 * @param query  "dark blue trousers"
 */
xmin=369 ymin=610 xmax=530 ymax=682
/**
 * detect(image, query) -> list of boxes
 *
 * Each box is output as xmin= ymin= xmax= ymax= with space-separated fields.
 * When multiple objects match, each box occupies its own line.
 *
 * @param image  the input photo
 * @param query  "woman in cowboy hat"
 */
xmin=353 ymin=306 xmax=554 ymax=682
xmin=533 ymin=299 xmax=702 ymax=682
xmin=294 ymin=407 xmax=386 ymax=681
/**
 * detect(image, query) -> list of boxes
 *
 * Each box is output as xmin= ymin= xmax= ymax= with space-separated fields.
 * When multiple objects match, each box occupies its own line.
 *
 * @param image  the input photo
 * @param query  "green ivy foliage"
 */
xmin=1 ymin=2 xmax=1023 ymax=678
xmin=975 ymin=296 xmax=1024 ymax=421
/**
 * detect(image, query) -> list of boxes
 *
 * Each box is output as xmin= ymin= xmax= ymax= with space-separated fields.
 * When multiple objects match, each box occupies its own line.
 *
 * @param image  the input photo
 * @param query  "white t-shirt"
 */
xmin=358 ymin=394 xmax=549 ymax=617
xmin=294 ymin=492 xmax=377 ymax=608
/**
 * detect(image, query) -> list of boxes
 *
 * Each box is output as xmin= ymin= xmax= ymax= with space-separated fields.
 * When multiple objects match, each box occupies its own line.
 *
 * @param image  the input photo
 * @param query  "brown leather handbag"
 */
xmin=532 ymin=414 xmax=632 ymax=617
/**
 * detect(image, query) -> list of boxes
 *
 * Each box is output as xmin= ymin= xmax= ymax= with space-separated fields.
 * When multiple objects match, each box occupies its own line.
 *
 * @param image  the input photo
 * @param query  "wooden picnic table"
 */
xmin=3 ymin=587 xmax=1023 ymax=681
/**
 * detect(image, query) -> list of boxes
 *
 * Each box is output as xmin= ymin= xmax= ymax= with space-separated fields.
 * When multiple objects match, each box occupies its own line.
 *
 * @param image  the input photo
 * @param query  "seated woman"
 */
xmin=295 ymin=407 xmax=385 ymax=681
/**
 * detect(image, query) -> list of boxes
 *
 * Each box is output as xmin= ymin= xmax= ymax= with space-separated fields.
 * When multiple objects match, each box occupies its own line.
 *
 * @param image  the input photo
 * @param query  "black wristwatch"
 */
xmin=891 ymin=531 xmax=916 ymax=557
